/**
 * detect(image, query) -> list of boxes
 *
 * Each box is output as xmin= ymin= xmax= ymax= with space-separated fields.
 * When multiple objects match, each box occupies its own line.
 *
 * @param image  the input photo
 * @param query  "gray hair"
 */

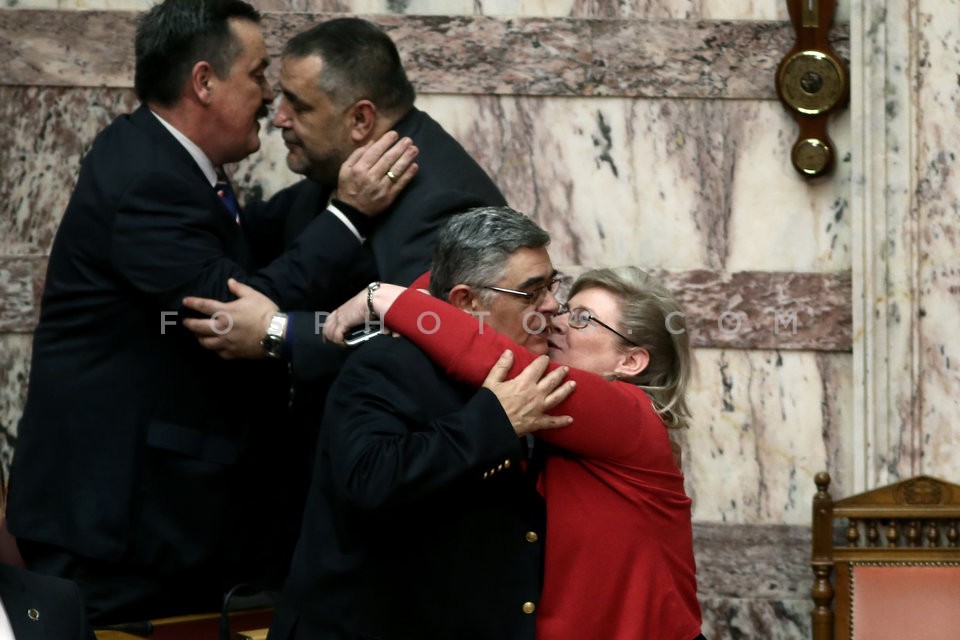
xmin=429 ymin=206 xmax=550 ymax=303
xmin=570 ymin=267 xmax=693 ymax=429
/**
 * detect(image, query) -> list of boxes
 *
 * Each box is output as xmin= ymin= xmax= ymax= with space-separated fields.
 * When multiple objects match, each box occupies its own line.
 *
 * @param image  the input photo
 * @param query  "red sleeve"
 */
xmin=384 ymin=289 xmax=668 ymax=463
xmin=409 ymin=271 xmax=431 ymax=290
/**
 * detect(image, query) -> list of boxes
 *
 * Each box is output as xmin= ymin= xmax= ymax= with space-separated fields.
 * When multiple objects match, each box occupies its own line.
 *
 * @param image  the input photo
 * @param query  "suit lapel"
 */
xmin=130 ymin=105 xmax=254 ymax=268
xmin=284 ymin=181 xmax=333 ymax=246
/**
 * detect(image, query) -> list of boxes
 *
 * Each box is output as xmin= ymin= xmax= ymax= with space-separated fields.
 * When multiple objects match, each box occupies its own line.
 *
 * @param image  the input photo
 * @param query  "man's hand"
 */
xmin=323 ymin=283 xmax=407 ymax=345
xmin=335 ymin=130 xmax=419 ymax=217
xmin=482 ymin=351 xmax=575 ymax=436
xmin=182 ymin=279 xmax=278 ymax=360
xmin=322 ymin=289 xmax=370 ymax=346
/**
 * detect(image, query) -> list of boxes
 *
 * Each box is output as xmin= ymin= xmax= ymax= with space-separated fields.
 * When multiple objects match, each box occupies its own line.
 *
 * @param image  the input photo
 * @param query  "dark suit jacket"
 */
xmin=0 ymin=564 xmax=95 ymax=640
xmin=8 ymin=105 xmax=376 ymax=598
xmin=249 ymin=106 xmax=508 ymax=385
xmin=263 ymin=108 xmax=509 ymax=639
xmin=272 ymin=337 xmax=544 ymax=640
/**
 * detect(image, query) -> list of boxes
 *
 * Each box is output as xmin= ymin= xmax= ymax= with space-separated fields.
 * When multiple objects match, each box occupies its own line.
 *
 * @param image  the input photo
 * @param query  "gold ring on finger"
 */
xmin=386 ymin=169 xmax=398 ymax=183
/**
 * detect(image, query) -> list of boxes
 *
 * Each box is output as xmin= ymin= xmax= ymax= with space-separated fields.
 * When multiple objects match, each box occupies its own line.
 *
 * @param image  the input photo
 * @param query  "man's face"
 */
xmin=209 ymin=18 xmax=274 ymax=165
xmin=474 ymin=247 xmax=560 ymax=355
xmin=273 ymin=54 xmax=354 ymax=186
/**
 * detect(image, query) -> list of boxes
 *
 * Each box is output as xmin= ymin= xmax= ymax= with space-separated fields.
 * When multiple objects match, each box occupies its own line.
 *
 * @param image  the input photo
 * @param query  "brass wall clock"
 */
xmin=776 ymin=0 xmax=849 ymax=177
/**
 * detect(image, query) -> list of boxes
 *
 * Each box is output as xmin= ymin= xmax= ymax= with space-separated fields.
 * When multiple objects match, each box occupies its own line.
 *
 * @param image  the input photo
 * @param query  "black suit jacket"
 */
xmin=264 ymin=109 xmax=510 ymax=639
xmin=0 ymin=564 xmax=95 ymax=640
xmin=8 ymin=106 xmax=374 ymax=589
xmin=272 ymin=337 xmax=544 ymax=640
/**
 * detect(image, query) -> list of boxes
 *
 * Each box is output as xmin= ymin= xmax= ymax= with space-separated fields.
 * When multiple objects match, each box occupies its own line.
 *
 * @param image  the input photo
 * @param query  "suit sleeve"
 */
xmin=325 ymin=339 xmax=524 ymax=514
xmin=384 ymin=290 xmax=667 ymax=462
xmin=240 ymin=186 xmax=297 ymax=269
xmin=286 ymin=310 xmax=349 ymax=383
xmin=369 ymin=190 xmax=501 ymax=286
xmin=110 ymin=169 xmax=362 ymax=312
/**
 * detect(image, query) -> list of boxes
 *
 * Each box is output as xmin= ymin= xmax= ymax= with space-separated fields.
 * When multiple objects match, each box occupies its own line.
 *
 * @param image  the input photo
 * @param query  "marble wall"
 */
xmin=0 ymin=0 xmax=916 ymax=638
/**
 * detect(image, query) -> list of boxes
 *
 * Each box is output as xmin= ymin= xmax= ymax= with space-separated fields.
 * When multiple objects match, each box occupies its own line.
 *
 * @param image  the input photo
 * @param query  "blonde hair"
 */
xmin=569 ymin=267 xmax=692 ymax=429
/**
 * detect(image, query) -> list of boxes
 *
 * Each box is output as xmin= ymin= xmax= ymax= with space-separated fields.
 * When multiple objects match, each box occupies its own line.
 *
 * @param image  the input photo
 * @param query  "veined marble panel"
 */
xmin=680 ymin=349 xmax=851 ymax=525
xmin=0 ymin=257 xmax=44 ymax=333
xmin=406 ymin=95 xmax=852 ymax=271
xmin=913 ymin=1 xmax=960 ymax=481
xmin=849 ymin=0 xmax=925 ymax=490
xmin=553 ymin=266 xmax=852 ymax=351
xmin=654 ymin=270 xmax=852 ymax=351
xmin=726 ymin=106 xmax=852 ymax=272
xmin=817 ymin=352 xmax=855 ymax=498
xmin=0 ymin=334 xmax=32 ymax=479
xmin=0 ymin=86 xmax=139 ymax=256
xmin=700 ymin=597 xmax=811 ymax=639
xmin=1 ymin=10 xmax=849 ymax=100
xmin=4 ymin=0 xmax=850 ymax=21
xmin=693 ymin=523 xmax=812 ymax=638
xmin=694 ymin=523 xmax=809 ymax=601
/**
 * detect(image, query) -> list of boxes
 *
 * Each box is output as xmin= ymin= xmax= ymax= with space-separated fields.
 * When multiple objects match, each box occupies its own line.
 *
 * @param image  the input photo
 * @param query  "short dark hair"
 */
xmin=134 ymin=0 xmax=261 ymax=107
xmin=284 ymin=17 xmax=416 ymax=115
xmin=429 ymin=206 xmax=551 ymax=303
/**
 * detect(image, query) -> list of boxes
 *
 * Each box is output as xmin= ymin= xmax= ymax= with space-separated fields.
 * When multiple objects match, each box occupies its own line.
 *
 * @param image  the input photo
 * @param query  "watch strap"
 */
xmin=367 ymin=281 xmax=381 ymax=319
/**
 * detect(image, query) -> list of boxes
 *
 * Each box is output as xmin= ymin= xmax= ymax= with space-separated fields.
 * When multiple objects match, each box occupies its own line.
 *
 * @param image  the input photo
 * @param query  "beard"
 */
xmin=285 ymin=143 xmax=348 ymax=188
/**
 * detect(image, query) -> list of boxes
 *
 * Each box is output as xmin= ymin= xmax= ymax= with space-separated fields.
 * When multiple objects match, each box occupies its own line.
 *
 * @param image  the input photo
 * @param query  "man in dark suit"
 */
xmin=0 ymin=564 xmax=95 ymax=640
xmin=179 ymin=22 xmax=510 ymax=637
xmin=265 ymin=207 xmax=562 ymax=639
xmin=182 ymin=17 xmax=507 ymax=380
xmin=7 ymin=0 xmax=414 ymax=625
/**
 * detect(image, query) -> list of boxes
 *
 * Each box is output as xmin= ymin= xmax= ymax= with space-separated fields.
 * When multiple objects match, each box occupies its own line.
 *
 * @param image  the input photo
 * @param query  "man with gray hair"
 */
xmin=269 ymin=206 xmax=562 ymax=639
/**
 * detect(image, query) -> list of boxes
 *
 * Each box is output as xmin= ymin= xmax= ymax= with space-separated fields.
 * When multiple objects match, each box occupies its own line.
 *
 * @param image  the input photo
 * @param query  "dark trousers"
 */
xmin=18 ymin=539 xmax=225 ymax=626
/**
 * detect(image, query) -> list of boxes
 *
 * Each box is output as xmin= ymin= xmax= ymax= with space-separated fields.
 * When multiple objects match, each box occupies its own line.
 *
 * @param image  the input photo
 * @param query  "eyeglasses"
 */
xmin=557 ymin=302 xmax=641 ymax=347
xmin=483 ymin=275 xmax=562 ymax=307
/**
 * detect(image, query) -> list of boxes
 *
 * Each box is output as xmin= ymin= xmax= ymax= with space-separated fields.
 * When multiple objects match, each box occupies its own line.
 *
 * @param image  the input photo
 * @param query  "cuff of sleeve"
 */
xmin=330 ymin=198 xmax=376 ymax=240
xmin=281 ymin=312 xmax=294 ymax=361
xmin=470 ymin=388 xmax=527 ymax=452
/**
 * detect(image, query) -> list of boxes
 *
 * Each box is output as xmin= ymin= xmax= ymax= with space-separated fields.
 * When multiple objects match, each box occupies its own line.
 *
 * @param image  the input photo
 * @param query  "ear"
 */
xmin=613 ymin=347 xmax=650 ymax=379
xmin=345 ymin=99 xmax=378 ymax=143
xmin=447 ymin=284 xmax=480 ymax=313
xmin=191 ymin=61 xmax=215 ymax=105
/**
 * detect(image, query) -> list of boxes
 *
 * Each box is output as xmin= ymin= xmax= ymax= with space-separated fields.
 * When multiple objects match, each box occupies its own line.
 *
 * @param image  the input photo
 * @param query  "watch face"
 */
xmin=261 ymin=334 xmax=282 ymax=357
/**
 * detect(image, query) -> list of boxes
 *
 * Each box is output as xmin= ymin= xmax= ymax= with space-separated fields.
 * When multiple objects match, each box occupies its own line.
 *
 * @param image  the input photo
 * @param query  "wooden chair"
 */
xmin=94 ymin=607 xmax=273 ymax=640
xmin=811 ymin=472 xmax=960 ymax=640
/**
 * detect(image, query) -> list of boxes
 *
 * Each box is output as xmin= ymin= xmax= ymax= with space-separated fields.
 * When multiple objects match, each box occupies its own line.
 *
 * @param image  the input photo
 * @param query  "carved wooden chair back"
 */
xmin=811 ymin=472 xmax=960 ymax=640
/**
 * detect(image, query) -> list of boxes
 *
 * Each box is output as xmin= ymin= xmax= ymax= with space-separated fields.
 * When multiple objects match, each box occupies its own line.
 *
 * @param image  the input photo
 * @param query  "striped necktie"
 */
xmin=215 ymin=173 xmax=241 ymax=225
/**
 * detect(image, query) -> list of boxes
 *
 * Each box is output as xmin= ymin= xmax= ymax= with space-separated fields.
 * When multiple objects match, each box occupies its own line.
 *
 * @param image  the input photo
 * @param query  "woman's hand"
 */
xmin=482 ymin=350 xmax=576 ymax=436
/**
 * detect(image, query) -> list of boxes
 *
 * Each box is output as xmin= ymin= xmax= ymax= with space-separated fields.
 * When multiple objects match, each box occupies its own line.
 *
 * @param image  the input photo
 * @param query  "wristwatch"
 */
xmin=367 ymin=281 xmax=381 ymax=319
xmin=260 ymin=312 xmax=288 ymax=359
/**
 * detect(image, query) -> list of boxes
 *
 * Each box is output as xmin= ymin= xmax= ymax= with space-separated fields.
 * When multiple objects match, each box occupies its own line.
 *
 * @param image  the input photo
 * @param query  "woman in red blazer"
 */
xmin=327 ymin=267 xmax=705 ymax=640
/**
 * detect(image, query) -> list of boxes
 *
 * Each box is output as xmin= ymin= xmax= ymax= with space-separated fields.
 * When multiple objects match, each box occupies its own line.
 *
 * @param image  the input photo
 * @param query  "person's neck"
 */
xmin=372 ymin=106 xmax=411 ymax=138
xmin=150 ymin=101 xmax=218 ymax=165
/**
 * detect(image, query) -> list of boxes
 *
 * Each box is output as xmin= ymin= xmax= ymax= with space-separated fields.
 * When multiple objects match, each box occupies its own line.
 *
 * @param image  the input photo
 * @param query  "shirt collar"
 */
xmin=150 ymin=110 xmax=219 ymax=187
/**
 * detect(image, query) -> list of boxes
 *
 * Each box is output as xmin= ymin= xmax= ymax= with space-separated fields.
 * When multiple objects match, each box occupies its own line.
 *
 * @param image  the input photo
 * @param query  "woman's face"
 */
xmin=548 ymin=287 xmax=633 ymax=376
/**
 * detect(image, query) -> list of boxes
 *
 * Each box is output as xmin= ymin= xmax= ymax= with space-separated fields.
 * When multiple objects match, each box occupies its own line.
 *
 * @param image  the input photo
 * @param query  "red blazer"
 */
xmin=385 ymin=290 xmax=703 ymax=640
